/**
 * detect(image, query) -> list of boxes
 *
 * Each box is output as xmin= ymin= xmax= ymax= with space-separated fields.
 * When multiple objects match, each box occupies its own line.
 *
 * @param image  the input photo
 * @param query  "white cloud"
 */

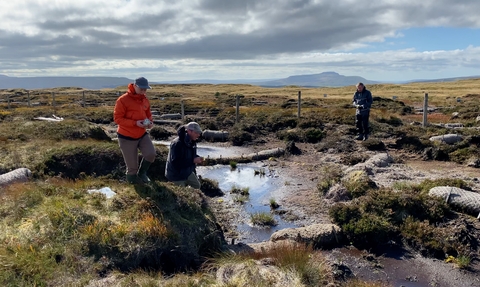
xmin=1 ymin=0 xmax=480 ymax=81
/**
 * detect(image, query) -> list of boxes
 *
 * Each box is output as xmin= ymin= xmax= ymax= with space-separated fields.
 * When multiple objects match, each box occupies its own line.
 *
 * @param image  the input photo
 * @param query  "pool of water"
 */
xmin=197 ymin=163 xmax=298 ymax=243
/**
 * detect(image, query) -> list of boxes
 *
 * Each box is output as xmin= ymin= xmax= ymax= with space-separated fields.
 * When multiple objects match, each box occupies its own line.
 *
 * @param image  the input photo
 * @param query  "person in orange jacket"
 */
xmin=114 ymin=77 xmax=155 ymax=184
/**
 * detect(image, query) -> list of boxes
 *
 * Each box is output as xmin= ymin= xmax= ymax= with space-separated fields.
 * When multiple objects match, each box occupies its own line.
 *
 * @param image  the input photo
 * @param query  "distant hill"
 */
xmin=405 ymin=75 xmax=480 ymax=84
xmin=254 ymin=71 xmax=378 ymax=87
xmin=1 ymin=72 xmax=479 ymax=90
xmin=159 ymin=72 xmax=377 ymax=87
xmin=0 ymin=76 xmax=132 ymax=90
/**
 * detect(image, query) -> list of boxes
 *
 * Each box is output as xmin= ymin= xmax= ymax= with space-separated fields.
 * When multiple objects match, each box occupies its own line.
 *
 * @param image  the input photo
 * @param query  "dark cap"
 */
xmin=134 ymin=77 xmax=151 ymax=89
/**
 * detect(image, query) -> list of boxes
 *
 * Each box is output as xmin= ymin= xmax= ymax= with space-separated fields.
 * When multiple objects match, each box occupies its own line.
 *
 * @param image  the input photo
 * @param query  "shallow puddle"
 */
xmin=197 ymin=164 xmax=298 ymax=243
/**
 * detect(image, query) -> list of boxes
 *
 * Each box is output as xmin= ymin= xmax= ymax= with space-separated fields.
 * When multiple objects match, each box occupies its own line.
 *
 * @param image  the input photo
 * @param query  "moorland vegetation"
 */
xmin=0 ymin=79 xmax=479 ymax=286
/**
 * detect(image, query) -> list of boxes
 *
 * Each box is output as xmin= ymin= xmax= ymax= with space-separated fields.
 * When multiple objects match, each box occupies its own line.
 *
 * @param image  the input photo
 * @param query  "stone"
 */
xmin=429 ymin=134 xmax=463 ymax=144
xmin=429 ymin=186 xmax=480 ymax=216
xmin=0 ymin=168 xmax=32 ymax=187
xmin=270 ymin=223 xmax=343 ymax=248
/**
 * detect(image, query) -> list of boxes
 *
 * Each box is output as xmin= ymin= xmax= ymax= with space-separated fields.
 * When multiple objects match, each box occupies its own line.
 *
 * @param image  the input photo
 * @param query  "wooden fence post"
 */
xmin=7 ymin=95 xmax=10 ymax=109
xmin=181 ymin=100 xmax=185 ymax=121
xmin=82 ymin=91 xmax=86 ymax=107
xmin=27 ymin=91 xmax=31 ymax=107
xmin=422 ymin=93 xmax=428 ymax=127
xmin=52 ymin=92 xmax=56 ymax=109
xmin=236 ymin=94 xmax=240 ymax=124
xmin=297 ymin=91 xmax=301 ymax=118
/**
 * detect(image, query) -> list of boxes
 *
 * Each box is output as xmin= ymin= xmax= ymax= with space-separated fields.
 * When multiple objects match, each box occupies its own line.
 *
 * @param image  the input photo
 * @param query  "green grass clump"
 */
xmin=329 ymin=187 xmax=451 ymax=251
xmin=269 ymin=198 xmax=280 ymax=209
xmin=455 ymin=255 xmax=472 ymax=269
xmin=199 ymin=177 xmax=224 ymax=197
xmin=230 ymin=185 xmax=250 ymax=196
xmin=342 ymin=170 xmax=377 ymax=198
xmin=250 ymin=212 xmax=277 ymax=226
xmin=317 ymin=164 xmax=343 ymax=195
xmin=0 ymin=119 xmax=111 ymax=142
xmin=417 ymin=178 xmax=471 ymax=193
xmin=233 ymin=195 xmax=248 ymax=204
xmin=254 ymin=168 xmax=266 ymax=176
xmin=276 ymin=127 xmax=324 ymax=143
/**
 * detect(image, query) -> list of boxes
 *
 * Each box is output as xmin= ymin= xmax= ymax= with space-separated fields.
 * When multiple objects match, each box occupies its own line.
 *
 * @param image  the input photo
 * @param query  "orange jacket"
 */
xmin=114 ymin=83 xmax=153 ymax=139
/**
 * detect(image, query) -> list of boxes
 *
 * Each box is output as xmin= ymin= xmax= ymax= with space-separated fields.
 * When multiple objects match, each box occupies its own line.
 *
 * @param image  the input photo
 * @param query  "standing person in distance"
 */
xmin=114 ymin=77 xmax=155 ymax=184
xmin=352 ymin=82 xmax=373 ymax=141
xmin=165 ymin=122 xmax=204 ymax=189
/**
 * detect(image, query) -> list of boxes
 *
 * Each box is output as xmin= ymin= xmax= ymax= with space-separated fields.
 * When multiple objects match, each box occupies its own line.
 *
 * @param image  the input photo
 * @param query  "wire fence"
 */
xmin=0 ymin=90 xmax=437 ymax=126
xmin=0 ymin=91 xmax=307 ymax=122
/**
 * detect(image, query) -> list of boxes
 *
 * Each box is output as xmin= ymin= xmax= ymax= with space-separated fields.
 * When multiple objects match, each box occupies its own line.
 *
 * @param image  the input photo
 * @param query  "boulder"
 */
xmin=364 ymin=153 xmax=393 ymax=168
xmin=0 ymin=168 xmax=32 ymax=187
xmin=429 ymin=134 xmax=463 ymax=144
xmin=345 ymin=153 xmax=393 ymax=175
xmin=429 ymin=186 xmax=480 ymax=216
xmin=202 ymin=130 xmax=229 ymax=142
xmin=270 ymin=223 xmax=343 ymax=248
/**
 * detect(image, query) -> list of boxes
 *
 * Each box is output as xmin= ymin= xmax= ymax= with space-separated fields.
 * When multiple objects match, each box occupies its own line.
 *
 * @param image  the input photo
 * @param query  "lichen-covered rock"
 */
xmin=429 ymin=134 xmax=463 ymax=144
xmin=0 ymin=168 xmax=32 ymax=187
xmin=364 ymin=153 xmax=393 ymax=168
xmin=429 ymin=186 xmax=480 ymax=216
xmin=202 ymin=129 xmax=229 ymax=142
xmin=270 ymin=224 xmax=343 ymax=248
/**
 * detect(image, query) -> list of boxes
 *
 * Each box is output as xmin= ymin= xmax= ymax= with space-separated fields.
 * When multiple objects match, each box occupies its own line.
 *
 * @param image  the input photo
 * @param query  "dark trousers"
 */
xmin=355 ymin=111 xmax=370 ymax=135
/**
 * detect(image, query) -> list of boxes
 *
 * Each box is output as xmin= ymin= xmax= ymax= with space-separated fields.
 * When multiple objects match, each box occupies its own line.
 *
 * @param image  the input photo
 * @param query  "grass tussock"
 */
xmin=250 ymin=212 xmax=277 ymax=226
xmin=208 ymin=242 xmax=334 ymax=287
xmin=317 ymin=164 xmax=344 ymax=195
xmin=0 ymin=180 xmax=224 ymax=286
xmin=231 ymin=185 xmax=250 ymax=196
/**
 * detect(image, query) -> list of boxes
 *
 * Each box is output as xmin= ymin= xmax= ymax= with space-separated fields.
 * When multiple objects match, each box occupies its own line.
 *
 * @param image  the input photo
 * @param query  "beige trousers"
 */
xmin=118 ymin=135 xmax=155 ymax=175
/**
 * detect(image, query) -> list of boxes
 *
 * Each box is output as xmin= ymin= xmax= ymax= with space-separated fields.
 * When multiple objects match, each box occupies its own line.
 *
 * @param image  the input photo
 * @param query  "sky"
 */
xmin=1 ymin=0 xmax=480 ymax=82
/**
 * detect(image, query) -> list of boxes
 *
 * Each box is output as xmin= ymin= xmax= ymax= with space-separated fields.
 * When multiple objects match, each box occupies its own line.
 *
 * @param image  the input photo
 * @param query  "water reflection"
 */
xmin=197 ymin=164 xmax=298 ymax=243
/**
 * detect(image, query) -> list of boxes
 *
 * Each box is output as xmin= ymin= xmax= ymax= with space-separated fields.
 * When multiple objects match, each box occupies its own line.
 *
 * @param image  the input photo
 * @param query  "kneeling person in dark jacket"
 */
xmin=165 ymin=122 xmax=204 ymax=188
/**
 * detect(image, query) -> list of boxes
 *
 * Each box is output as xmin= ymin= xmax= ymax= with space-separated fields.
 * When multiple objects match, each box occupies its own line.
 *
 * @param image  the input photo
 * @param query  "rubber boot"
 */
xmin=355 ymin=134 xmax=364 ymax=140
xmin=126 ymin=174 xmax=143 ymax=184
xmin=137 ymin=158 xmax=153 ymax=183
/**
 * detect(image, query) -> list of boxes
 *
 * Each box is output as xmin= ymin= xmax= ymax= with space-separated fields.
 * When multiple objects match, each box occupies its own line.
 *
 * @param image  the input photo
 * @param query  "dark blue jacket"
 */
xmin=165 ymin=126 xmax=199 ymax=181
xmin=353 ymin=87 xmax=373 ymax=115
